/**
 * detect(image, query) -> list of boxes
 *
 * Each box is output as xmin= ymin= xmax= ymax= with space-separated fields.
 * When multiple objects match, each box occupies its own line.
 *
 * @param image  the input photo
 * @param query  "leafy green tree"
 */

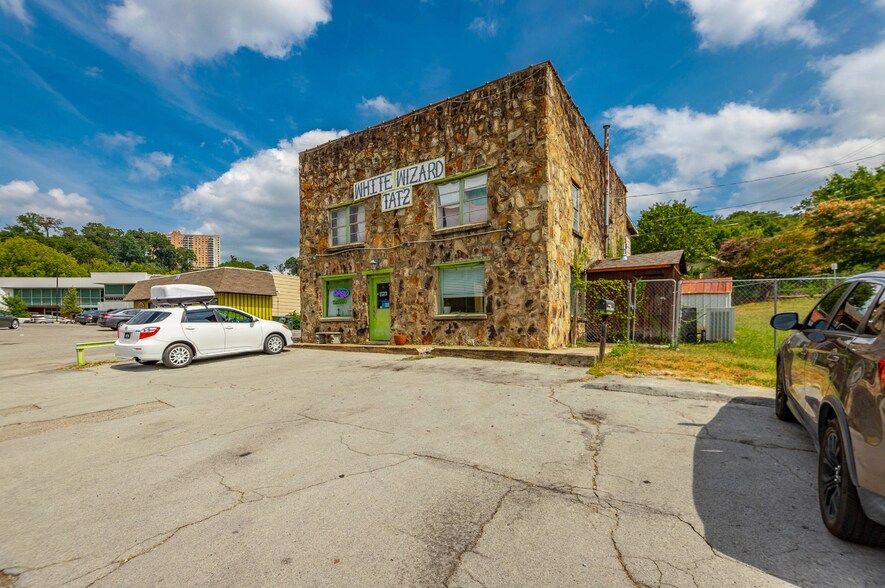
xmin=0 ymin=294 xmax=29 ymax=317
xmin=174 ymin=248 xmax=197 ymax=272
xmin=712 ymin=210 xmax=800 ymax=246
xmin=81 ymin=223 xmax=124 ymax=253
xmin=715 ymin=229 xmax=822 ymax=278
xmin=219 ymin=255 xmax=257 ymax=269
xmin=633 ymin=200 xmax=717 ymax=265
xmin=60 ymin=287 xmax=82 ymax=317
xmin=803 ymin=197 xmax=885 ymax=272
xmin=0 ymin=237 xmax=86 ymax=277
xmin=275 ymin=256 xmax=299 ymax=275
xmin=796 ymin=164 xmax=885 ymax=213
xmin=3 ymin=213 xmax=44 ymax=238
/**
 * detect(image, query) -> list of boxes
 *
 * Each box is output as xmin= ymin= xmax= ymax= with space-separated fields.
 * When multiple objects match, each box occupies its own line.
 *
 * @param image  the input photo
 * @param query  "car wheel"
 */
xmin=263 ymin=333 xmax=285 ymax=355
xmin=775 ymin=359 xmax=796 ymax=422
xmin=818 ymin=419 xmax=885 ymax=546
xmin=162 ymin=343 xmax=193 ymax=369
xmin=10 ymin=319 xmax=19 ymax=330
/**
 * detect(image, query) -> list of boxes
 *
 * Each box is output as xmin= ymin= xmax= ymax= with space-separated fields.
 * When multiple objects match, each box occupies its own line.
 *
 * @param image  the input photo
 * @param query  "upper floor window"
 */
xmin=437 ymin=173 xmax=488 ymax=229
xmin=330 ymin=203 xmax=365 ymax=247
xmin=571 ymin=183 xmax=581 ymax=234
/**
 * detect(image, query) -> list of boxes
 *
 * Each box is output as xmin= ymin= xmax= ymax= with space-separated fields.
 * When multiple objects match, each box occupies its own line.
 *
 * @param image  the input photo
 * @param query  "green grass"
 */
xmin=589 ymin=297 xmax=817 ymax=388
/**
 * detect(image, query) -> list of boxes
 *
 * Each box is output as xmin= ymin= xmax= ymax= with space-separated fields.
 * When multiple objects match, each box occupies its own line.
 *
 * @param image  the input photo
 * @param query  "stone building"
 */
xmin=299 ymin=62 xmax=630 ymax=349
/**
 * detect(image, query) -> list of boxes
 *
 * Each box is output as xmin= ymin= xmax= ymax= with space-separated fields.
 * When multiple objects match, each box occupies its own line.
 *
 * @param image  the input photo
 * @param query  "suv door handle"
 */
xmin=184 ymin=326 xmax=195 ymax=330
xmin=224 ymin=326 xmax=234 ymax=330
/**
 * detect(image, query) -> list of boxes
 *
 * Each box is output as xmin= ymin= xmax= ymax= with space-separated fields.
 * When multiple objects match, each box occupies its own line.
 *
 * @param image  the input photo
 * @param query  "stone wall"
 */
xmin=543 ymin=68 xmax=629 ymax=348
xmin=298 ymin=61 xmax=629 ymax=349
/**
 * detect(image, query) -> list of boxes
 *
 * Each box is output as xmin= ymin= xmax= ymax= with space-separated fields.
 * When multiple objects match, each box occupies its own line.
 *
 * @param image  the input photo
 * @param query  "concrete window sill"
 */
xmin=326 ymin=243 xmax=366 ymax=253
xmin=431 ymin=222 xmax=490 ymax=237
xmin=431 ymin=314 xmax=488 ymax=320
xmin=320 ymin=317 xmax=355 ymax=322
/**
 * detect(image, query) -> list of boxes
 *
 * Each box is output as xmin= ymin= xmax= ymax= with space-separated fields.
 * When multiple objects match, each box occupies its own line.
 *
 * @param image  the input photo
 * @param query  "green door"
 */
xmin=368 ymin=275 xmax=391 ymax=341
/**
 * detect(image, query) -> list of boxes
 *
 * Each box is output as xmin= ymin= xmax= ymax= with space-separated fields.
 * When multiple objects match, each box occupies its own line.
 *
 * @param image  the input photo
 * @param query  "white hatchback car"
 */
xmin=115 ymin=306 xmax=292 ymax=368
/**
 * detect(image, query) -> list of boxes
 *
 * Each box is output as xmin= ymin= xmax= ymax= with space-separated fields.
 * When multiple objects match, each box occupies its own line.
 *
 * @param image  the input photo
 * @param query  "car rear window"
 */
xmin=127 ymin=311 xmax=171 ymax=325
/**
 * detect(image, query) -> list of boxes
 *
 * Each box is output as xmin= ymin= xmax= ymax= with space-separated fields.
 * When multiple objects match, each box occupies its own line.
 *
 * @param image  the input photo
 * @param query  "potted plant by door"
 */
xmin=393 ymin=334 xmax=407 ymax=345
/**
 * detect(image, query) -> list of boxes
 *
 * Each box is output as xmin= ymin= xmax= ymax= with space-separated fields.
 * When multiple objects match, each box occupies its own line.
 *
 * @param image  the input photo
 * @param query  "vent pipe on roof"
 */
xmin=603 ymin=124 xmax=611 ymax=257
xmin=621 ymin=242 xmax=628 ymax=261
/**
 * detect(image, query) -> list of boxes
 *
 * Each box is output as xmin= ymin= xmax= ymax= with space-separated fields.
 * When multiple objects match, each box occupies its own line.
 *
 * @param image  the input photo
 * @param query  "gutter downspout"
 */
xmin=603 ymin=124 xmax=611 ymax=258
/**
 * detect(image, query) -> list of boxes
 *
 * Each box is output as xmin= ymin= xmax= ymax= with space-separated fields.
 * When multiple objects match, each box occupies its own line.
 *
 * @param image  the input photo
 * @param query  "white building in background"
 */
xmin=0 ymin=272 xmax=151 ymax=313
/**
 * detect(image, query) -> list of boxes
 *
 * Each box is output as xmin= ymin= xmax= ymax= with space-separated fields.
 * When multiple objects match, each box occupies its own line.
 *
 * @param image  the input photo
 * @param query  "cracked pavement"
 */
xmin=1 ymin=326 xmax=883 ymax=586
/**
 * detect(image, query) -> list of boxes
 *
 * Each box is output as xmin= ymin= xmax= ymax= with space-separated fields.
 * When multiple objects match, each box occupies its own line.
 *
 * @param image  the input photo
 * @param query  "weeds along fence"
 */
xmin=578 ymin=275 xmax=847 ymax=350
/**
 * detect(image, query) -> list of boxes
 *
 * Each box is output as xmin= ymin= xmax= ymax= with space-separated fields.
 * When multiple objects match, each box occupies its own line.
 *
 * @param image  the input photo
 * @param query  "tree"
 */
xmin=35 ymin=215 xmax=63 ymax=237
xmin=0 ymin=294 xmax=29 ymax=317
xmin=0 ymin=237 xmax=86 ymax=277
xmin=633 ymin=200 xmax=717 ymax=265
xmin=219 ymin=255 xmax=257 ymax=269
xmin=796 ymin=164 xmax=885 ymax=213
xmin=715 ymin=229 xmax=822 ymax=279
xmin=3 ymin=213 xmax=44 ymax=238
xmin=802 ymin=197 xmax=885 ymax=272
xmin=81 ymin=223 xmax=123 ymax=252
xmin=275 ymin=256 xmax=299 ymax=275
xmin=174 ymin=248 xmax=197 ymax=272
xmin=60 ymin=287 xmax=82 ymax=317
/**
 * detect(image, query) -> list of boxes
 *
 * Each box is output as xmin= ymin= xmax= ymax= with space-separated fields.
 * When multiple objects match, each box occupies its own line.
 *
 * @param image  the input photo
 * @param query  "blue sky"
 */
xmin=1 ymin=0 xmax=884 ymax=266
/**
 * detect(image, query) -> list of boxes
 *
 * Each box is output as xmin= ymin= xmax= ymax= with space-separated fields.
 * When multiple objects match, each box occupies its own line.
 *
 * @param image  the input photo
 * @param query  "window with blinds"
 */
xmin=330 ymin=203 xmax=366 ymax=247
xmin=439 ymin=264 xmax=485 ymax=314
xmin=436 ymin=172 xmax=488 ymax=229
xmin=571 ymin=183 xmax=580 ymax=234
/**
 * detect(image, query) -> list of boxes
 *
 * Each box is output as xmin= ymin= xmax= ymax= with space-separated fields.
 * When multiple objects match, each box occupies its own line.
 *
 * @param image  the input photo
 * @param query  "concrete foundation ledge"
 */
xmin=291 ymin=343 xmax=596 ymax=367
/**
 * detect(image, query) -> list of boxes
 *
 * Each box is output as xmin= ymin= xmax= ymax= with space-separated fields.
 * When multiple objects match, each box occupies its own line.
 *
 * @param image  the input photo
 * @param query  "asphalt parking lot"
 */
xmin=1 ymin=325 xmax=883 ymax=587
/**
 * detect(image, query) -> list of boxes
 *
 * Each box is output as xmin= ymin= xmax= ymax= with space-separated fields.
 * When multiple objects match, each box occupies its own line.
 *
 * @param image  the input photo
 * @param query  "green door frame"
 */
xmin=367 ymin=271 xmax=392 ymax=341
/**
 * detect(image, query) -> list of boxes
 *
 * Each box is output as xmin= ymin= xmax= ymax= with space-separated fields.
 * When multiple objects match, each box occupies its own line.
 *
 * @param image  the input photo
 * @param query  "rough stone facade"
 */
xmin=299 ymin=62 xmax=628 ymax=349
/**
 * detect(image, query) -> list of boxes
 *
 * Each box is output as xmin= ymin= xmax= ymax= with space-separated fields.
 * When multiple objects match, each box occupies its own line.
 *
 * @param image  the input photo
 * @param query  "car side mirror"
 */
xmin=770 ymin=312 xmax=800 ymax=331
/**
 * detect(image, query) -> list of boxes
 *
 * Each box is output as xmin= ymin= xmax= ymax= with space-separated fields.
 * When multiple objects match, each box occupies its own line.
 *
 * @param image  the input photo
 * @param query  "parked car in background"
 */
xmin=26 ymin=314 xmax=74 ymax=324
xmin=0 ymin=312 xmax=20 ymax=329
xmin=98 ymin=308 xmax=141 ymax=330
xmin=771 ymin=271 xmax=885 ymax=547
xmin=74 ymin=309 xmax=105 ymax=325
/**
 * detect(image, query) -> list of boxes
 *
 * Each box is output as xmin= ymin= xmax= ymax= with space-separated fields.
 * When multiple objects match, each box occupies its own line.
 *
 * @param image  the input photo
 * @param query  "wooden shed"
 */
xmin=583 ymin=250 xmax=686 ymax=282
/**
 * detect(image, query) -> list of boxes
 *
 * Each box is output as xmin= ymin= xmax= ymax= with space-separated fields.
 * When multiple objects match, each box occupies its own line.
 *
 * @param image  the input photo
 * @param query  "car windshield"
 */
xmin=127 ymin=311 xmax=172 ymax=325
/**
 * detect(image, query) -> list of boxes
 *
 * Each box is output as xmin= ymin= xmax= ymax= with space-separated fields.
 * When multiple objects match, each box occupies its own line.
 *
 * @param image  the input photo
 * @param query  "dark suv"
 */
xmin=772 ymin=271 xmax=885 ymax=546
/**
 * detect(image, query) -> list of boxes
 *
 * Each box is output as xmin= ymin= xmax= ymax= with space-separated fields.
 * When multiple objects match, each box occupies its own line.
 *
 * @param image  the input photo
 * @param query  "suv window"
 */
xmin=185 ymin=309 xmax=218 ymax=323
xmin=127 ymin=311 xmax=171 ymax=325
xmin=830 ymin=282 xmax=883 ymax=333
xmin=805 ymin=283 xmax=851 ymax=330
xmin=863 ymin=291 xmax=885 ymax=337
xmin=217 ymin=308 xmax=253 ymax=323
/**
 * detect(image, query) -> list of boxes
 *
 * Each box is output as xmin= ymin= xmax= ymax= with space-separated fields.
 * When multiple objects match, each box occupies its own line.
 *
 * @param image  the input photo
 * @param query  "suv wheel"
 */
xmin=10 ymin=319 xmax=19 ymax=330
xmin=819 ymin=419 xmax=885 ymax=546
xmin=162 ymin=343 xmax=193 ymax=369
xmin=775 ymin=359 xmax=796 ymax=422
xmin=264 ymin=333 xmax=285 ymax=355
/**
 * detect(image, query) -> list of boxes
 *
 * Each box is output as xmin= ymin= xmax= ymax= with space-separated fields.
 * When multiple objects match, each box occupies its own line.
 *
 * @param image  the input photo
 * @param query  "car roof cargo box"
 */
xmin=150 ymin=284 xmax=215 ymax=305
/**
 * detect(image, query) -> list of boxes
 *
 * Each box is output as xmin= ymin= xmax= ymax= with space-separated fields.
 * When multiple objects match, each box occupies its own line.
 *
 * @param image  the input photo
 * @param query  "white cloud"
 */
xmin=176 ymin=129 xmax=348 ymax=265
xmin=820 ymin=39 xmax=885 ymax=137
xmin=107 ymin=0 xmax=331 ymax=63
xmin=610 ymin=103 xmax=808 ymax=180
xmin=0 ymin=180 xmax=100 ymax=226
xmin=677 ymin=0 xmax=821 ymax=48
xmin=98 ymin=131 xmax=145 ymax=149
xmin=130 ymin=151 xmax=173 ymax=180
xmin=358 ymin=96 xmax=406 ymax=119
xmin=0 ymin=0 xmax=30 ymax=25
xmin=84 ymin=66 xmax=103 ymax=78
xmin=468 ymin=16 xmax=498 ymax=37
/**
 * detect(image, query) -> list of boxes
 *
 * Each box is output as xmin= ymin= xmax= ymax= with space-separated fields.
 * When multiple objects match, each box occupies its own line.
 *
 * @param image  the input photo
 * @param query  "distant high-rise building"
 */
xmin=167 ymin=231 xmax=221 ymax=269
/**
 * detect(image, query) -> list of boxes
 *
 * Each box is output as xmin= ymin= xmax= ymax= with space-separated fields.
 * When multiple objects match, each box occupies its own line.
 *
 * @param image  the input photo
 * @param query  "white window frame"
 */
xmin=330 ymin=203 xmax=366 ymax=247
xmin=572 ymin=182 xmax=581 ymax=234
xmin=436 ymin=172 xmax=489 ymax=229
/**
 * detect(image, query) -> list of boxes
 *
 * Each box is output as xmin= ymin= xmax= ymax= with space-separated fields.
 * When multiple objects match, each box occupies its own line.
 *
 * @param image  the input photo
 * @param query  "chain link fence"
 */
xmin=578 ymin=275 xmax=847 ymax=350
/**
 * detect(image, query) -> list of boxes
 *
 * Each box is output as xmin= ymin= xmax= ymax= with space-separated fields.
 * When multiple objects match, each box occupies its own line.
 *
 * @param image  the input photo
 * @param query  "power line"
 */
xmin=626 ymin=153 xmax=885 ymax=199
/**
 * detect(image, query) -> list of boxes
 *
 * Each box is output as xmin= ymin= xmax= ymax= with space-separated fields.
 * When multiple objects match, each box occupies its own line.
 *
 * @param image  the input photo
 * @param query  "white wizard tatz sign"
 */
xmin=352 ymin=157 xmax=445 ymax=212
